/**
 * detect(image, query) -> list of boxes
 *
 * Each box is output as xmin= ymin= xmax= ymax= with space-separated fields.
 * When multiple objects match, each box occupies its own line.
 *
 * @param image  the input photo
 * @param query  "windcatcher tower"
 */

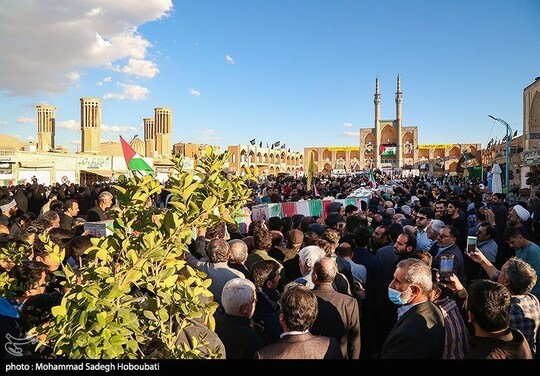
xmin=80 ymin=97 xmax=102 ymax=153
xmin=36 ymin=105 xmax=56 ymax=151
xmin=154 ymin=107 xmax=172 ymax=158
xmin=143 ymin=118 xmax=155 ymax=157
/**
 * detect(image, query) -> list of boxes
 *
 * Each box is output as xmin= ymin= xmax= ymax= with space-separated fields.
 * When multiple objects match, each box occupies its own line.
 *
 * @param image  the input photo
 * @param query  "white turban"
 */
xmin=0 ymin=199 xmax=16 ymax=213
xmin=513 ymin=205 xmax=530 ymax=222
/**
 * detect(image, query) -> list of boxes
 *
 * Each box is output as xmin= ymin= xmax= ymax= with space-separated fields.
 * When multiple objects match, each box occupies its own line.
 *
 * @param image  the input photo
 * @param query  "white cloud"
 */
xmin=0 ymin=121 xmax=7 ymax=126
xmin=101 ymin=124 xmax=137 ymax=133
xmin=71 ymin=140 xmax=82 ymax=145
xmin=340 ymin=131 xmax=360 ymax=137
xmin=0 ymin=1 xmax=173 ymax=96
xmin=58 ymin=120 xmax=80 ymax=130
xmin=225 ymin=55 xmax=236 ymax=64
xmin=87 ymin=7 xmax=102 ymax=17
xmin=16 ymin=117 xmax=34 ymax=124
xmin=67 ymin=71 xmax=80 ymax=82
xmin=113 ymin=58 xmax=159 ymax=78
xmin=104 ymin=83 xmax=149 ymax=100
xmin=190 ymin=88 xmax=201 ymax=97
xmin=96 ymin=76 xmax=113 ymax=86
xmin=343 ymin=122 xmax=353 ymax=128
xmin=199 ymin=129 xmax=219 ymax=141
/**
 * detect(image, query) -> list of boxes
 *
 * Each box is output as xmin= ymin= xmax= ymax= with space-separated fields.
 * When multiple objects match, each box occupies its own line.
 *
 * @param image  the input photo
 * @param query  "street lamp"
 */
xmin=488 ymin=115 xmax=511 ymax=192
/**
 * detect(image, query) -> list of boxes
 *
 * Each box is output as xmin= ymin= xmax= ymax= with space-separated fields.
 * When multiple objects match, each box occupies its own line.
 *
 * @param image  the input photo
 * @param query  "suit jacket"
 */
xmin=310 ymin=285 xmax=361 ymax=359
xmin=86 ymin=206 xmax=110 ymax=222
xmin=215 ymin=314 xmax=266 ymax=359
xmin=254 ymin=332 xmax=343 ymax=359
xmin=59 ymin=213 xmax=74 ymax=231
xmin=380 ymin=300 xmax=445 ymax=359
xmin=185 ymin=252 xmax=245 ymax=306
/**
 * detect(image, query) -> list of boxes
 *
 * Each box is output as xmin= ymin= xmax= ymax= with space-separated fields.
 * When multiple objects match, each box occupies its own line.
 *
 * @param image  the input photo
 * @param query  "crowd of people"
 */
xmin=1 ymin=173 xmax=540 ymax=359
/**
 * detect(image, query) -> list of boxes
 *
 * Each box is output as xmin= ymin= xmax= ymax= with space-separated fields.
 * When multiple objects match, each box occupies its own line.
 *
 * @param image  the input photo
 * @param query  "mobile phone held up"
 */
xmin=467 ymin=236 xmax=477 ymax=254
xmin=439 ymin=254 xmax=454 ymax=278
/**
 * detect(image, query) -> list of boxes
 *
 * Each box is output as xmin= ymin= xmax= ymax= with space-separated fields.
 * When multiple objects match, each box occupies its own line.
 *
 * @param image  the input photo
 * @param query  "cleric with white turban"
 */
xmin=512 ymin=204 xmax=531 ymax=223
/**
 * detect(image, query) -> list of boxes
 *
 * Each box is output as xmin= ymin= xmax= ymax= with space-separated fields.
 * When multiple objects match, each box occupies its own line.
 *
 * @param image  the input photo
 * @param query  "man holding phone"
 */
xmin=432 ymin=225 xmax=465 ymax=286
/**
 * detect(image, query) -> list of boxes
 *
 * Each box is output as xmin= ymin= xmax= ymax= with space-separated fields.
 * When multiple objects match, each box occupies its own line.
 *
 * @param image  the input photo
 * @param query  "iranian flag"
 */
xmin=120 ymin=136 xmax=155 ymax=176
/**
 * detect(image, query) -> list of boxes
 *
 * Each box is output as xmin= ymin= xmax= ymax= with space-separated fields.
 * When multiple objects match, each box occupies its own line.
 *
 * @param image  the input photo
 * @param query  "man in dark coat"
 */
xmin=254 ymin=284 xmax=342 ymax=359
xmin=380 ymin=258 xmax=445 ymax=359
xmin=310 ymin=257 xmax=361 ymax=359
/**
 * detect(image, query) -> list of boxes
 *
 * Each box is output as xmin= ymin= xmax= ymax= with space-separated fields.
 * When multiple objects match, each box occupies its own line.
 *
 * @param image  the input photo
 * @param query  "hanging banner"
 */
xmin=417 ymin=144 xmax=454 ymax=150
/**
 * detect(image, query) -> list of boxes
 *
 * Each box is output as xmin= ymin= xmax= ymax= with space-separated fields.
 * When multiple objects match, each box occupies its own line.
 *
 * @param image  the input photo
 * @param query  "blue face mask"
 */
xmin=388 ymin=287 xmax=408 ymax=305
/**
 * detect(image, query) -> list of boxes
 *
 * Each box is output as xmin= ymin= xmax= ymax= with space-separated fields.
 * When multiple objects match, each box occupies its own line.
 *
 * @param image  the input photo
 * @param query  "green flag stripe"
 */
xmin=129 ymin=157 xmax=153 ymax=172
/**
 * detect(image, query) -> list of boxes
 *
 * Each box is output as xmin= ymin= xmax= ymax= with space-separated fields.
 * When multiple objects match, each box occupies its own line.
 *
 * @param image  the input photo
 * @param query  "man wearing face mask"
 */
xmin=379 ymin=258 xmax=445 ymax=359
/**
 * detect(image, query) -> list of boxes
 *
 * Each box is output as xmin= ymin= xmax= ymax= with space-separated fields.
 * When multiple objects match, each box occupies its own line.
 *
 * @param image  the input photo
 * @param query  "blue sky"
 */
xmin=1 ymin=0 xmax=539 ymax=153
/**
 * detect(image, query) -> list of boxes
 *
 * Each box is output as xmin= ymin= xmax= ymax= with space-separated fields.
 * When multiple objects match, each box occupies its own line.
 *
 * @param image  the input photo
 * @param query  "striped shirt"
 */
xmin=436 ymin=297 xmax=470 ymax=359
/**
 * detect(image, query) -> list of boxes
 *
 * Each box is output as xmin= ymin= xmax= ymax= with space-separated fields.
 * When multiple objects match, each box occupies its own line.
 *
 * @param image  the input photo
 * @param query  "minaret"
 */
xmin=395 ymin=74 xmax=403 ymax=168
xmin=154 ymin=107 xmax=172 ymax=158
xmin=374 ymin=76 xmax=381 ymax=168
xmin=143 ymin=118 xmax=155 ymax=157
xmin=80 ymin=97 xmax=102 ymax=153
xmin=36 ymin=105 xmax=56 ymax=151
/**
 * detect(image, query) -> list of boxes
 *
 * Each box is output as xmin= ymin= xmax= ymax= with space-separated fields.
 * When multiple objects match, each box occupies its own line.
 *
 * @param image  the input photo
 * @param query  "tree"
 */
xmin=35 ymin=147 xmax=254 ymax=358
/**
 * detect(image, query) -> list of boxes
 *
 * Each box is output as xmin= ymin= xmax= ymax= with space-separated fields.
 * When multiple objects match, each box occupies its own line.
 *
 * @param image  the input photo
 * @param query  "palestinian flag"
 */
xmin=120 ymin=136 xmax=154 ymax=176
xmin=379 ymin=145 xmax=396 ymax=156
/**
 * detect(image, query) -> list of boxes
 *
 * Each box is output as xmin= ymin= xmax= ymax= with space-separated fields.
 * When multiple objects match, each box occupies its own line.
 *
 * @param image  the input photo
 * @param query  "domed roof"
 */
xmin=129 ymin=137 xmax=145 ymax=156
xmin=100 ymin=137 xmax=146 ymax=156
xmin=0 ymin=134 xmax=24 ymax=151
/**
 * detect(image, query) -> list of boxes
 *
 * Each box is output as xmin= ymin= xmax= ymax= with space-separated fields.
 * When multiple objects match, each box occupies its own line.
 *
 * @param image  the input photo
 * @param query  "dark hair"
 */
xmin=418 ymin=206 xmax=435 ymax=220
xmin=69 ymin=235 xmax=94 ymax=263
xmin=400 ymin=231 xmax=417 ymax=251
xmin=344 ymin=204 xmax=358 ymax=215
xmin=387 ymin=222 xmax=404 ymax=242
xmin=503 ymin=227 xmax=522 ymax=242
xmin=280 ymin=284 xmax=318 ymax=332
xmin=9 ymin=260 xmax=49 ymax=295
xmin=252 ymin=227 xmax=272 ymax=251
xmin=299 ymin=216 xmax=316 ymax=233
xmin=503 ymin=257 xmax=537 ymax=295
xmin=206 ymin=238 xmax=230 ymax=263
xmin=336 ymin=243 xmax=353 ymax=258
xmin=352 ymin=226 xmax=371 ymax=248
xmin=344 ymin=215 xmax=361 ymax=234
xmin=467 ymin=279 xmax=510 ymax=332
xmin=63 ymin=199 xmax=78 ymax=212
xmin=251 ymin=259 xmax=281 ymax=289
xmin=267 ymin=216 xmax=283 ymax=231
xmin=281 ymin=216 xmax=293 ymax=234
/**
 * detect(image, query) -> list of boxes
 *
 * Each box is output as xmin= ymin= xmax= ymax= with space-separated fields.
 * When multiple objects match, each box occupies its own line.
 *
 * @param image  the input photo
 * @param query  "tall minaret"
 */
xmin=80 ymin=97 xmax=102 ymax=153
xmin=374 ymin=76 xmax=381 ymax=168
xmin=36 ymin=105 xmax=56 ymax=151
xmin=154 ymin=107 xmax=172 ymax=158
xmin=143 ymin=118 xmax=155 ymax=157
xmin=395 ymin=74 xmax=403 ymax=168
